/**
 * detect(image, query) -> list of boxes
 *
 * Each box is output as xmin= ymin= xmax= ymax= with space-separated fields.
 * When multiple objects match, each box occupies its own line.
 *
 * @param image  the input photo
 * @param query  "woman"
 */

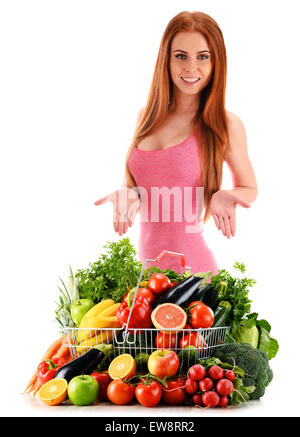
xmin=95 ymin=11 xmax=257 ymax=275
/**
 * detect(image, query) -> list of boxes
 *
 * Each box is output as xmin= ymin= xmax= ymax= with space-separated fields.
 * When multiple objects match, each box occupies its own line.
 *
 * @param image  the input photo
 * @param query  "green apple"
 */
xmin=67 ymin=375 xmax=99 ymax=406
xmin=70 ymin=299 xmax=94 ymax=326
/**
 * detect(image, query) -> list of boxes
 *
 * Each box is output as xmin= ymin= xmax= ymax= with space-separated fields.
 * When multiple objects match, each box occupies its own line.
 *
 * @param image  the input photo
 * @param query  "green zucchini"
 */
xmin=213 ymin=301 xmax=231 ymax=327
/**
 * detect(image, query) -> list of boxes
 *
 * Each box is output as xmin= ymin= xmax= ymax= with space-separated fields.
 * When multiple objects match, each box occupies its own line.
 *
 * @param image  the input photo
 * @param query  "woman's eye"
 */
xmin=175 ymin=54 xmax=209 ymax=61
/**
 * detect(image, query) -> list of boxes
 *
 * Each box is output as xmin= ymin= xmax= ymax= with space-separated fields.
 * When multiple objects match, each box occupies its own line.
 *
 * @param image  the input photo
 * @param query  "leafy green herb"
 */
xmin=209 ymin=262 xmax=256 ymax=332
xmin=141 ymin=266 xmax=184 ymax=282
xmin=75 ymin=237 xmax=142 ymax=303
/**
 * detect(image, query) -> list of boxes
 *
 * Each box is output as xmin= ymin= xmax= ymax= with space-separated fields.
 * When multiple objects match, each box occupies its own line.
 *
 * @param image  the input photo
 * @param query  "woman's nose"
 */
xmin=183 ymin=59 xmax=200 ymax=74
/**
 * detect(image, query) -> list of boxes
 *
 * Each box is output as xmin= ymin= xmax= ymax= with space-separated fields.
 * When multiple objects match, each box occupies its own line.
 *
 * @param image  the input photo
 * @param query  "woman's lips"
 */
xmin=181 ymin=77 xmax=200 ymax=86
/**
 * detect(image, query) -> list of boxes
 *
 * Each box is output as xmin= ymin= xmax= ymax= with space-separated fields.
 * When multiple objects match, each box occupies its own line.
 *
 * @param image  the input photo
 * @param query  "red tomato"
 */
xmin=162 ymin=380 xmax=186 ymax=405
xmin=155 ymin=332 xmax=178 ymax=349
xmin=90 ymin=371 xmax=112 ymax=401
xmin=137 ymin=288 xmax=156 ymax=305
xmin=135 ymin=380 xmax=162 ymax=407
xmin=188 ymin=301 xmax=204 ymax=309
xmin=148 ymin=273 xmax=171 ymax=295
xmin=180 ymin=332 xmax=205 ymax=349
xmin=190 ymin=303 xmax=214 ymax=329
xmin=106 ymin=380 xmax=135 ymax=405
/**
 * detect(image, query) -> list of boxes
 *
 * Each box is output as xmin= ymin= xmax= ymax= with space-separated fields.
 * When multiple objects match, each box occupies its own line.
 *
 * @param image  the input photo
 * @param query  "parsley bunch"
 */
xmin=210 ymin=262 xmax=256 ymax=332
xmin=75 ymin=237 xmax=142 ymax=303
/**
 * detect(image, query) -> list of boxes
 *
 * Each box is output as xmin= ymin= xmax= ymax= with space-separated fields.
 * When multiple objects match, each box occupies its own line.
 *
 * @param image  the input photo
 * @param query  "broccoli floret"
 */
xmin=214 ymin=342 xmax=273 ymax=400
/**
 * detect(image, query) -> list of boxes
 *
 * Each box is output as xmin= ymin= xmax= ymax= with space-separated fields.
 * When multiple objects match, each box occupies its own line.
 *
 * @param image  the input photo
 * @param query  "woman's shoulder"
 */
xmin=225 ymin=110 xmax=246 ymax=134
xmin=224 ymin=110 xmax=248 ymax=161
xmin=136 ymin=107 xmax=146 ymax=127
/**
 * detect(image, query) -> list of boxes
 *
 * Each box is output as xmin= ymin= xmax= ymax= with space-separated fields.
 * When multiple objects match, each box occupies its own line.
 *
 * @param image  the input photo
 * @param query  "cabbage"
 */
xmin=230 ymin=322 xmax=260 ymax=348
xmin=227 ymin=313 xmax=279 ymax=359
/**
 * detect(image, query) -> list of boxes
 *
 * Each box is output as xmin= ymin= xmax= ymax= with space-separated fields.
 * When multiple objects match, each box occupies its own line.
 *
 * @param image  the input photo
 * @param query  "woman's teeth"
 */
xmin=181 ymin=77 xmax=200 ymax=83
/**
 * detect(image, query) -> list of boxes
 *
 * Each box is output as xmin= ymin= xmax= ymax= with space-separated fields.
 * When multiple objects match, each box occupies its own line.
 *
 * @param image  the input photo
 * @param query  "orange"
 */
xmin=37 ymin=378 xmax=68 ymax=406
xmin=151 ymin=303 xmax=187 ymax=334
xmin=108 ymin=354 xmax=136 ymax=380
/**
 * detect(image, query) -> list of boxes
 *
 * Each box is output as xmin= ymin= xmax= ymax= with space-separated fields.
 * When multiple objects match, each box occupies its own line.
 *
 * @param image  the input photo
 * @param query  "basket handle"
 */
xmin=154 ymin=250 xmax=187 ymax=268
xmin=123 ymin=250 xmax=189 ymax=336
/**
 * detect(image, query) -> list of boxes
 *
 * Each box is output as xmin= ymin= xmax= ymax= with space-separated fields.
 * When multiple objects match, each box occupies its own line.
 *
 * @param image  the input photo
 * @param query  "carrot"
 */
xmin=32 ymin=379 xmax=42 ymax=397
xmin=23 ymin=334 xmax=68 ymax=394
xmin=54 ymin=334 xmax=73 ymax=359
xmin=40 ymin=334 xmax=67 ymax=361
xmin=54 ymin=345 xmax=71 ymax=361
xmin=23 ymin=371 xmax=38 ymax=394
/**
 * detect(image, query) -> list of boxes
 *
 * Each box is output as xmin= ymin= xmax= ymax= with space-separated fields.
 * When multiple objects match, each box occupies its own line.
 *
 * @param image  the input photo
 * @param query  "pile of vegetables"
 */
xmin=208 ymin=262 xmax=279 ymax=360
xmin=24 ymin=344 xmax=260 ymax=408
xmin=25 ymin=237 xmax=279 ymax=408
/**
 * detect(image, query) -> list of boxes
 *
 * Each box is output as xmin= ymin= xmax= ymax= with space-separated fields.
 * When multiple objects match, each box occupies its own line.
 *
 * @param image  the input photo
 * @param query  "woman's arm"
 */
xmin=210 ymin=111 xmax=258 ymax=238
xmin=224 ymin=110 xmax=258 ymax=203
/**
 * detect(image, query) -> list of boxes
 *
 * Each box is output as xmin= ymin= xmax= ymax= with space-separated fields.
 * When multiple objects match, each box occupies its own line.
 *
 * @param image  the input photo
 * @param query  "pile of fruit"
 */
xmin=24 ymin=238 xmax=278 ymax=408
xmin=25 ymin=347 xmax=256 ymax=408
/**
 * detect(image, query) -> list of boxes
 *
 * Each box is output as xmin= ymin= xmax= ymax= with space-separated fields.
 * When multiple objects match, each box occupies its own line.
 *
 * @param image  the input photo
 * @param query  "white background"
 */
xmin=1 ymin=0 xmax=299 ymax=417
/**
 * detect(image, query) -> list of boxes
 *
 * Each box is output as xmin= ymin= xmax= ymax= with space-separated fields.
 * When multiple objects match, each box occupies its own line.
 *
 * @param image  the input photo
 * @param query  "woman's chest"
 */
xmin=129 ymin=140 xmax=201 ymax=189
xmin=136 ymin=114 xmax=194 ymax=151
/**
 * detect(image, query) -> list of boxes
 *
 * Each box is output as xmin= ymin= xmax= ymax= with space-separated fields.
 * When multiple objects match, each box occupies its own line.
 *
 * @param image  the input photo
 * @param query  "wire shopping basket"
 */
xmin=62 ymin=250 xmax=230 ymax=371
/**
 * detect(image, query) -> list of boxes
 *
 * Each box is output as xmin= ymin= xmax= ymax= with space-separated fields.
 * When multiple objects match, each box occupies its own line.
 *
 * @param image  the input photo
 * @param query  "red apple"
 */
xmin=90 ymin=371 xmax=112 ymax=401
xmin=148 ymin=349 xmax=179 ymax=378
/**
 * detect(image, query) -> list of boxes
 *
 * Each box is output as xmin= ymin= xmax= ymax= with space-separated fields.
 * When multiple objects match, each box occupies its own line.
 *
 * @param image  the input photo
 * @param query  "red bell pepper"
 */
xmin=117 ymin=295 xmax=152 ymax=334
xmin=38 ymin=357 xmax=66 ymax=385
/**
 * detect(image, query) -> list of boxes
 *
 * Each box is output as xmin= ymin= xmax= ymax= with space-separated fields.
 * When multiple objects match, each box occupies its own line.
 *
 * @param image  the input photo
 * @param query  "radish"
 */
xmin=208 ymin=365 xmax=224 ymax=380
xmin=192 ymin=394 xmax=202 ymax=406
xmin=199 ymin=377 xmax=213 ymax=392
xmin=202 ymin=391 xmax=220 ymax=408
xmin=218 ymin=396 xmax=229 ymax=407
xmin=185 ymin=378 xmax=198 ymax=394
xmin=188 ymin=364 xmax=206 ymax=381
xmin=216 ymin=378 xmax=234 ymax=396
xmin=225 ymin=370 xmax=235 ymax=381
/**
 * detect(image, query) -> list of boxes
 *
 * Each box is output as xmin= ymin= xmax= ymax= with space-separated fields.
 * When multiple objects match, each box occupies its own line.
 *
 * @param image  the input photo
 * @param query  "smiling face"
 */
xmin=169 ymin=31 xmax=213 ymax=99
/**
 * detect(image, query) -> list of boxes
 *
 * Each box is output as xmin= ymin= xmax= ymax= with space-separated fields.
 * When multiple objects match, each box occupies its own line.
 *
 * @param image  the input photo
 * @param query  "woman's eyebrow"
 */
xmin=172 ymin=49 xmax=210 ymax=54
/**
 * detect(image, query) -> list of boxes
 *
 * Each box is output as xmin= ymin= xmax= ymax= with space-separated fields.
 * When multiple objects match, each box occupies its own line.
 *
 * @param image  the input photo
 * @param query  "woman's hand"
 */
xmin=94 ymin=187 xmax=140 ymax=236
xmin=210 ymin=190 xmax=251 ymax=238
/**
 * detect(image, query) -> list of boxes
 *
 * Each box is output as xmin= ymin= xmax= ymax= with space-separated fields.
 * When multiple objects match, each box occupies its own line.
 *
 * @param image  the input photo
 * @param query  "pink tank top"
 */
xmin=128 ymin=132 xmax=219 ymax=275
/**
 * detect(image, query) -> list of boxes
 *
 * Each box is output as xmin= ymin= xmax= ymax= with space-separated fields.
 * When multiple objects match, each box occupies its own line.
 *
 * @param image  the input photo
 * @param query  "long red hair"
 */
xmin=124 ymin=10 xmax=230 ymax=223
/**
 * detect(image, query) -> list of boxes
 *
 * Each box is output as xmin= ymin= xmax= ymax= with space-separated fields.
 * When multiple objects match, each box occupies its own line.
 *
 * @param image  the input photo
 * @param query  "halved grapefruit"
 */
xmin=151 ymin=303 xmax=187 ymax=334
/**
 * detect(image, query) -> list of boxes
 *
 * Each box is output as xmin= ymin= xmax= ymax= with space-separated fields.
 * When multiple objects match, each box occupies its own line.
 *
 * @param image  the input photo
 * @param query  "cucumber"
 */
xmin=213 ymin=301 xmax=231 ymax=327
